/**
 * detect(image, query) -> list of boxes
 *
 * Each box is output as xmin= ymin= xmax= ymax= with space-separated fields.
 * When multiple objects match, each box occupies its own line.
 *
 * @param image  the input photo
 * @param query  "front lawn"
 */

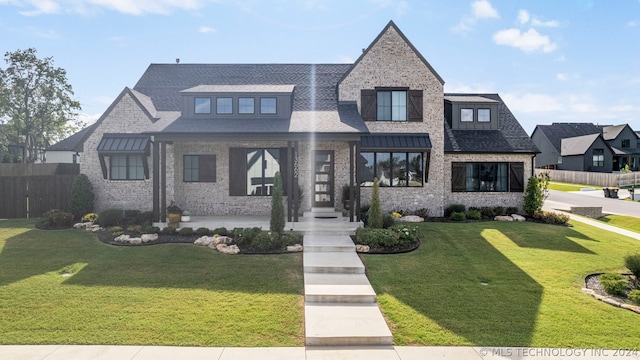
xmin=0 ymin=219 xmax=304 ymax=346
xmin=548 ymin=181 xmax=602 ymax=192
xmin=597 ymin=214 xmax=640 ymax=233
xmin=361 ymin=221 xmax=640 ymax=348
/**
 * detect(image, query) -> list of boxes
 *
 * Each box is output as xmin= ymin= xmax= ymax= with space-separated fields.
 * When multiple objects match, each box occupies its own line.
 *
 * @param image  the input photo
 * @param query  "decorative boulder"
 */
xmin=141 ymin=233 xmax=158 ymax=243
xmin=286 ymin=244 xmax=303 ymax=252
xmin=114 ymin=234 xmax=130 ymax=243
xmin=356 ymin=244 xmax=370 ymax=253
xmin=73 ymin=222 xmax=91 ymax=229
xmin=194 ymin=236 xmax=214 ymax=246
xmin=128 ymin=237 xmax=142 ymax=245
xmin=90 ymin=225 xmax=103 ymax=232
xmin=216 ymin=244 xmax=240 ymax=254
xmin=511 ymin=214 xmax=526 ymax=222
xmin=214 ymin=236 xmax=233 ymax=245
xmin=494 ymin=215 xmax=513 ymax=222
xmin=397 ymin=215 xmax=424 ymax=223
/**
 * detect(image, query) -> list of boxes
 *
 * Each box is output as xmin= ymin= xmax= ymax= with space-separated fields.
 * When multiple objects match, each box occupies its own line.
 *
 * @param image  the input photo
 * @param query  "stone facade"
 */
xmin=339 ymin=24 xmax=446 ymax=217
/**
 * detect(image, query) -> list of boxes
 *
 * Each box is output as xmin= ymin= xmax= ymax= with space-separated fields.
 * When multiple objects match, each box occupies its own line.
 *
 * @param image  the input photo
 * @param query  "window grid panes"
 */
xmin=377 ymin=90 xmax=407 ymax=121
xmin=238 ymin=97 xmax=255 ymax=114
xmin=622 ymin=139 xmax=631 ymax=148
xmin=194 ymin=97 xmax=211 ymax=114
xmin=465 ymin=163 xmax=508 ymax=192
xmin=460 ymin=108 xmax=473 ymax=122
xmin=477 ymin=108 xmax=490 ymax=122
xmin=184 ymin=155 xmax=199 ymax=182
xmin=216 ymin=97 xmax=233 ymax=114
xmin=593 ymin=149 xmax=604 ymax=167
xmin=246 ymin=148 xmax=281 ymax=196
xmin=360 ymin=152 xmax=423 ymax=187
xmin=260 ymin=97 xmax=277 ymax=114
xmin=110 ymin=155 xmax=144 ymax=180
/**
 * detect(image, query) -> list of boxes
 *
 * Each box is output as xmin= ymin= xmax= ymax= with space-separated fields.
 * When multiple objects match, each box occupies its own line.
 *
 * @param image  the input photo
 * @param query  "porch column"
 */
xmin=161 ymin=141 xmax=167 ymax=222
xmin=152 ymin=139 xmax=160 ymax=222
xmin=348 ymin=140 xmax=360 ymax=222
xmin=286 ymin=141 xmax=300 ymax=222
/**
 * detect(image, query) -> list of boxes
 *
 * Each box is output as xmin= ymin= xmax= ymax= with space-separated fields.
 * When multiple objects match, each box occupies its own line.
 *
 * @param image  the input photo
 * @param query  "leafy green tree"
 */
xmin=68 ymin=174 xmax=95 ymax=220
xmin=523 ymin=176 xmax=544 ymax=216
xmin=368 ymin=178 xmax=383 ymax=228
xmin=0 ymin=48 xmax=81 ymax=163
xmin=270 ymin=171 xmax=285 ymax=236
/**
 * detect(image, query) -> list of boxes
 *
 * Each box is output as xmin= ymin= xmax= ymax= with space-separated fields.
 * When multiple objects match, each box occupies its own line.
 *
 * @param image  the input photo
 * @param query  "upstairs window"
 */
xmin=260 ymin=97 xmax=277 ymax=114
xmin=593 ymin=149 xmax=604 ymax=167
xmin=361 ymin=89 xmax=423 ymax=122
xmin=194 ymin=97 xmax=211 ymax=114
xmin=478 ymin=108 xmax=491 ymax=122
xmin=377 ymin=90 xmax=407 ymax=121
xmin=460 ymin=108 xmax=474 ymax=122
xmin=216 ymin=97 xmax=233 ymax=114
xmin=622 ymin=139 xmax=631 ymax=148
xmin=238 ymin=97 xmax=255 ymax=114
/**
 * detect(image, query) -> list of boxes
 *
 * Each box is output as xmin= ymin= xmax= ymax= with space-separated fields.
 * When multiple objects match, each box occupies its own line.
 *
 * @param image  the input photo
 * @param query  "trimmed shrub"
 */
xmin=356 ymin=227 xmax=397 ymax=248
xmin=450 ymin=212 xmax=466 ymax=221
xmin=382 ymin=214 xmax=396 ymax=229
xmin=506 ymin=207 xmax=519 ymax=215
xmin=81 ymin=212 xmax=98 ymax=223
xmin=524 ymin=176 xmax=544 ymax=216
xmin=233 ymin=227 xmax=262 ymax=247
xmin=143 ymin=226 xmax=160 ymax=234
xmin=45 ymin=209 xmax=74 ymax=227
xmin=126 ymin=225 xmax=142 ymax=234
xmin=629 ymin=290 xmax=640 ymax=305
xmin=467 ymin=209 xmax=482 ymax=220
xmin=123 ymin=210 xmax=141 ymax=226
xmin=600 ymin=273 xmax=628 ymax=296
xmin=493 ymin=206 xmax=505 ymax=216
xmin=139 ymin=211 xmax=153 ymax=227
xmin=624 ymin=253 xmax=640 ymax=281
xmin=391 ymin=224 xmax=418 ymax=246
xmin=98 ymin=209 xmax=124 ymax=227
xmin=179 ymin=227 xmax=194 ymax=236
xmin=368 ymin=178 xmax=383 ymax=229
xmin=533 ymin=211 xmax=569 ymax=225
xmin=445 ymin=204 xmax=465 ymax=217
xmin=270 ymin=171 xmax=285 ymax=236
xmin=252 ymin=231 xmax=274 ymax=251
xmin=196 ymin=227 xmax=211 ymax=236
xmin=480 ymin=206 xmax=494 ymax=219
xmin=413 ymin=208 xmax=430 ymax=218
xmin=160 ymin=227 xmax=177 ymax=235
xmin=282 ymin=231 xmax=302 ymax=246
xmin=212 ymin=227 xmax=228 ymax=236
xmin=68 ymin=174 xmax=95 ymax=221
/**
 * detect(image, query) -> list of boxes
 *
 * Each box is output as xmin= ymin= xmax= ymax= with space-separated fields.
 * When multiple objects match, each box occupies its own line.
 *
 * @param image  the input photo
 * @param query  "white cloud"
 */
xmin=628 ymin=21 xmax=638 ymax=27
xmin=336 ymin=55 xmax=354 ymax=63
xmin=198 ymin=26 xmax=216 ymax=34
xmin=493 ymin=28 xmax=557 ymax=52
xmin=531 ymin=18 xmax=559 ymax=28
xmin=18 ymin=0 xmax=60 ymax=15
xmin=556 ymin=73 xmax=568 ymax=81
xmin=472 ymin=0 xmax=499 ymax=19
xmin=502 ymin=92 xmax=563 ymax=113
xmin=444 ymin=82 xmax=495 ymax=93
xmin=8 ymin=0 xmax=218 ymax=16
xmin=517 ymin=10 xmax=530 ymax=25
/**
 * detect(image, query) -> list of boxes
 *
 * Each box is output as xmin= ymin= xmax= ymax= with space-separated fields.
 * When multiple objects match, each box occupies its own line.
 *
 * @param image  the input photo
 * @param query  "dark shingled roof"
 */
xmin=46 ymin=124 xmax=96 ymax=152
xmin=133 ymin=64 xmax=352 ymax=113
xmin=361 ymin=133 xmax=431 ymax=151
xmin=443 ymin=93 xmax=539 ymax=153
xmin=533 ymin=123 xmax=602 ymax=152
xmin=97 ymin=134 xmax=150 ymax=154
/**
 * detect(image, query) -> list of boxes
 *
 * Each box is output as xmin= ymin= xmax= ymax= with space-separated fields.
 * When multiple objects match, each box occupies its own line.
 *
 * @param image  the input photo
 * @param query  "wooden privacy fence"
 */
xmin=535 ymin=169 xmax=640 ymax=188
xmin=0 ymin=164 xmax=79 ymax=219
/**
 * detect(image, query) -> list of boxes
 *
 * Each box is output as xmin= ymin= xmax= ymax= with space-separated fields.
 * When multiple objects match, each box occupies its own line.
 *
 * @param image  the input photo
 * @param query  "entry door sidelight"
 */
xmin=313 ymin=150 xmax=334 ymax=207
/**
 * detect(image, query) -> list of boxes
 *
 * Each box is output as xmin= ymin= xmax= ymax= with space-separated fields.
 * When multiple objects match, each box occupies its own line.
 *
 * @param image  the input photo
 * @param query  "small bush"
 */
xmin=480 ymin=206 xmax=494 ymax=219
xmin=624 ymin=253 xmax=640 ymax=282
xmin=493 ymin=206 xmax=505 ymax=216
xmin=179 ymin=227 xmax=194 ymax=236
xmin=356 ymin=227 xmax=397 ymax=248
xmin=196 ymin=227 xmax=211 ymax=236
xmin=126 ymin=225 xmax=142 ymax=234
xmin=600 ymin=273 xmax=628 ymax=296
xmin=368 ymin=178 xmax=383 ymax=229
xmin=212 ymin=227 xmax=228 ymax=236
xmin=413 ymin=208 xmax=430 ymax=218
xmin=282 ymin=231 xmax=302 ymax=246
xmin=391 ymin=225 xmax=418 ymax=246
xmin=629 ymin=290 xmax=640 ymax=305
xmin=45 ymin=209 xmax=74 ymax=227
xmin=233 ymin=227 xmax=262 ymax=247
xmin=123 ymin=210 xmax=142 ymax=226
xmin=445 ymin=204 xmax=465 ymax=217
xmin=382 ymin=214 xmax=396 ymax=229
xmin=143 ymin=226 xmax=160 ymax=234
xmin=160 ymin=227 xmax=177 ymax=235
xmin=450 ymin=212 xmax=466 ymax=221
xmin=252 ymin=231 xmax=274 ymax=251
xmin=98 ymin=209 xmax=124 ymax=227
xmin=139 ymin=211 xmax=153 ymax=227
xmin=533 ymin=211 xmax=569 ymax=225
xmin=81 ymin=212 xmax=99 ymax=223
xmin=506 ymin=207 xmax=519 ymax=215
xmin=68 ymin=174 xmax=95 ymax=221
xmin=467 ymin=209 xmax=482 ymax=220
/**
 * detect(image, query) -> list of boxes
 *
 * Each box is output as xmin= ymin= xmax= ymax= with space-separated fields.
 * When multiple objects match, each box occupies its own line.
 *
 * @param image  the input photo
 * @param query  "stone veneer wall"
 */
xmin=172 ymin=140 xmax=350 ymax=216
xmin=81 ymin=93 xmax=166 ymax=213
xmin=338 ymin=25 xmax=446 ymax=217
xmin=443 ymin=153 xmax=535 ymax=211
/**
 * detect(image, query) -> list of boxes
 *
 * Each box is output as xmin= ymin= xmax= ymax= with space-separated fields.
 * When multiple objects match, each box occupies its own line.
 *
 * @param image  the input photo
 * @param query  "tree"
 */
xmin=0 ymin=48 xmax=81 ymax=163
xmin=523 ymin=176 xmax=544 ymax=216
xmin=270 ymin=171 xmax=285 ymax=236
xmin=367 ymin=178 xmax=383 ymax=228
xmin=68 ymin=174 xmax=95 ymax=221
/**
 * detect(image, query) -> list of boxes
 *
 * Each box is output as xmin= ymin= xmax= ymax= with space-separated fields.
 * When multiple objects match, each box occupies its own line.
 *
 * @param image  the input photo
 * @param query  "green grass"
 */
xmin=548 ymin=181 xmax=602 ymax=192
xmin=597 ymin=214 xmax=640 ymax=233
xmin=0 ymin=219 xmax=304 ymax=346
xmin=361 ymin=221 xmax=640 ymax=348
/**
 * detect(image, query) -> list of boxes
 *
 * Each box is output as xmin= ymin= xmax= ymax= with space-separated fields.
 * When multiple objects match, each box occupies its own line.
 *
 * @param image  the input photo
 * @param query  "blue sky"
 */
xmin=1 ymin=0 xmax=639 ymax=135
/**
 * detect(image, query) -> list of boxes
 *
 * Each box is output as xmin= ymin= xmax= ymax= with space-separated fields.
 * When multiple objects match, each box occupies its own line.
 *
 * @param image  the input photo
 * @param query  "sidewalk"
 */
xmin=3 ymin=345 xmax=638 ymax=359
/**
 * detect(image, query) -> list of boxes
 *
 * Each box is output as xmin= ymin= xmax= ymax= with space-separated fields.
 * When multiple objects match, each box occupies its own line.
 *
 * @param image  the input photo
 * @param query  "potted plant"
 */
xmin=167 ymin=201 xmax=182 ymax=228
xmin=181 ymin=210 xmax=191 ymax=222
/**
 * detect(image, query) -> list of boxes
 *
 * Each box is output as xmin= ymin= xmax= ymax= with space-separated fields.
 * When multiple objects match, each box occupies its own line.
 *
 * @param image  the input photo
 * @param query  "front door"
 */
xmin=313 ymin=150 xmax=334 ymax=207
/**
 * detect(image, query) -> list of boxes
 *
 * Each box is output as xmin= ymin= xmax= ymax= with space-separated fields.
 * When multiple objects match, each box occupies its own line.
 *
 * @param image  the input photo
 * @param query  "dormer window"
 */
xmin=238 ymin=97 xmax=255 ymax=114
xmin=460 ymin=108 xmax=473 ymax=122
xmin=260 ymin=97 xmax=277 ymax=114
xmin=195 ymin=97 xmax=211 ymax=114
xmin=217 ymin=97 xmax=233 ymax=114
xmin=478 ymin=109 xmax=491 ymax=122
xmin=622 ymin=139 xmax=631 ymax=148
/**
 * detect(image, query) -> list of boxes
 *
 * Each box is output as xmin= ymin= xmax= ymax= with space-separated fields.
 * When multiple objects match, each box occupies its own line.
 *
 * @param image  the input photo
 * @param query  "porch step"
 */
xmin=304 ymin=235 xmax=355 ymax=252
xmin=303 ymin=251 xmax=365 ymax=274
xmin=304 ymin=273 xmax=377 ymax=303
xmin=304 ymin=303 xmax=393 ymax=346
xmin=303 ymin=207 xmax=343 ymax=219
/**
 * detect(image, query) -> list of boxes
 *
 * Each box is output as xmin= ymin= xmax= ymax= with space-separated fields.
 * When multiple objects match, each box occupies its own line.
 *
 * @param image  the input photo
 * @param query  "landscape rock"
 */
xmin=114 ymin=234 xmax=130 ymax=243
xmin=128 ymin=237 xmax=142 ymax=245
xmin=356 ymin=244 xmax=370 ymax=253
xmin=141 ymin=233 xmax=158 ymax=243
xmin=90 ymin=225 xmax=103 ymax=232
xmin=216 ymin=244 xmax=240 ymax=254
xmin=494 ymin=215 xmax=513 ymax=222
xmin=194 ymin=236 xmax=214 ymax=246
xmin=511 ymin=214 xmax=526 ymax=222
xmin=286 ymin=244 xmax=303 ymax=252
xmin=397 ymin=215 xmax=424 ymax=223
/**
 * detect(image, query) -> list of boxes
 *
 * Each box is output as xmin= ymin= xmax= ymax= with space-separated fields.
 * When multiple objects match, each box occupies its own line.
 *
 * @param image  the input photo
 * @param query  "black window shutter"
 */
xmin=200 ymin=155 xmax=216 ymax=182
xmin=361 ymin=89 xmax=376 ymax=121
xmin=229 ymin=148 xmax=246 ymax=196
xmin=408 ymin=90 xmax=423 ymax=122
xmin=279 ymin=148 xmax=288 ymax=195
xmin=509 ymin=162 xmax=524 ymax=192
xmin=451 ymin=162 xmax=466 ymax=192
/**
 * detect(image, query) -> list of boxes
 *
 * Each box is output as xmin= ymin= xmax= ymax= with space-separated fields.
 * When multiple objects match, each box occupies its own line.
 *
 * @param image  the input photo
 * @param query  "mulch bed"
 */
xmin=584 ymin=273 xmax=640 ymax=313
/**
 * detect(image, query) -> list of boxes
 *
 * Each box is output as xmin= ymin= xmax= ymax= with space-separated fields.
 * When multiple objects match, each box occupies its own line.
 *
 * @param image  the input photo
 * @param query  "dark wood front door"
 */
xmin=313 ymin=150 xmax=334 ymax=207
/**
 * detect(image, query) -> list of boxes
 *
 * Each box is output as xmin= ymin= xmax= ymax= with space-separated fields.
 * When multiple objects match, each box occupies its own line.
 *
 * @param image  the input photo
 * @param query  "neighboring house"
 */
xmin=532 ymin=122 xmax=639 ymax=172
xmin=80 ymin=21 xmax=539 ymax=221
xmin=45 ymin=124 xmax=96 ymax=164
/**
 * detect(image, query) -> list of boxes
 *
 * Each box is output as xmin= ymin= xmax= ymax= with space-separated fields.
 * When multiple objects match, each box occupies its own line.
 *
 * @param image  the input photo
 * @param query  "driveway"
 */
xmin=545 ymin=189 xmax=640 ymax=218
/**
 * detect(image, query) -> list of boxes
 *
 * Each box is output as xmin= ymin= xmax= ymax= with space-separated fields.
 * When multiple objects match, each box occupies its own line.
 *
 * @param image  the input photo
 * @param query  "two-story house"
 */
xmin=80 ymin=21 xmax=539 ymax=221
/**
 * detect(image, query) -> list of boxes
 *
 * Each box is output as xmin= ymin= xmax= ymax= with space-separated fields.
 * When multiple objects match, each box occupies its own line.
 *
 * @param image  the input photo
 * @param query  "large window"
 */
xmin=460 ymin=108 xmax=474 ymax=122
xmin=260 ymin=97 xmax=277 ymax=114
xmin=452 ymin=162 xmax=524 ymax=192
xmin=593 ymin=149 xmax=605 ymax=167
xmin=195 ymin=97 xmax=211 ymax=114
xmin=184 ymin=155 xmax=216 ymax=182
xmin=377 ymin=90 xmax=407 ymax=121
xmin=246 ymin=148 xmax=282 ymax=195
xmin=360 ymin=152 xmax=423 ymax=187
xmin=478 ymin=108 xmax=491 ymax=122
xmin=238 ymin=97 xmax=255 ymax=114
xmin=110 ymin=155 xmax=144 ymax=180
xmin=216 ymin=97 xmax=233 ymax=114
